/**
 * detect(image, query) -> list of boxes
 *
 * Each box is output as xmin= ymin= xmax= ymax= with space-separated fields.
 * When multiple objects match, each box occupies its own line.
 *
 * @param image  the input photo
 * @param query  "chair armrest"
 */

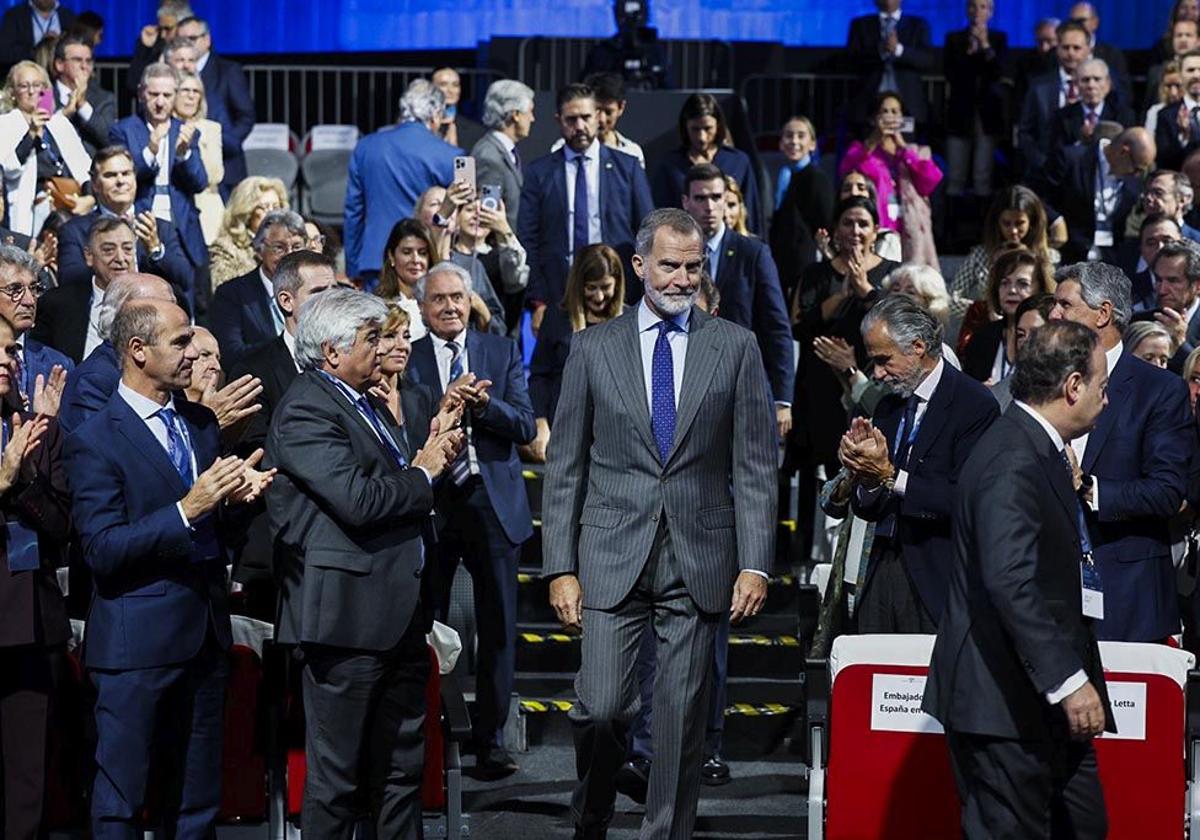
xmin=1187 ymin=669 xmax=1200 ymax=779
xmin=439 ymin=670 xmax=473 ymax=742
xmin=804 ymin=657 xmax=830 ymax=766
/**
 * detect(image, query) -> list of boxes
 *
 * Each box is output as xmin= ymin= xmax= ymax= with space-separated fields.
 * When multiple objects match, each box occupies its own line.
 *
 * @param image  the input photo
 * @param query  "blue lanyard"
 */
xmin=892 ymin=406 xmax=922 ymax=460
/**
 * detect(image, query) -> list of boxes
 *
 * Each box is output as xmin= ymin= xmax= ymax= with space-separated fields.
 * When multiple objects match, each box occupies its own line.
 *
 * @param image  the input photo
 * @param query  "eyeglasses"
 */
xmin=178 ymin=88 xmax=202 ymax=96
xmin=308 ymin=235 xmax=327 ymax=248
xmin=999 ymin=278 xmax=1035 ymax=292
xmin=0 ymin=281 xmax=47 ymax=301
xmin=264 ymin=241 xmax=305 ymax=256
xmin=13 ymin=83 xmax=46 ymax=93
xmin=178 ymin=34 xmax=204 ymax=43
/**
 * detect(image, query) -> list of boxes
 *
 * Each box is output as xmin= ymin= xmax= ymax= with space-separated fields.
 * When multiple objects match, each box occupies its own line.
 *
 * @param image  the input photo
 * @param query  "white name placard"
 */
xmin=1097 ymin=681 xmax=1147 ymax=741
xmin=870 ymin=673 xmax=944 ymax=735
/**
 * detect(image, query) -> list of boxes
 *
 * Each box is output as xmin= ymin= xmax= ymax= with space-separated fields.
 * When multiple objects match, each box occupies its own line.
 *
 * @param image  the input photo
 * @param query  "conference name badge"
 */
xmin=1081 ymin=558 xmax=1104 ymax=620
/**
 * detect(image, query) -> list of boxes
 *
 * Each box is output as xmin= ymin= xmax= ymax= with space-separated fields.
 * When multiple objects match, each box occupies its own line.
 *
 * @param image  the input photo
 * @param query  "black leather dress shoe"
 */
xmin=701 ymin=754 xmax=732 ymax=785
xmin=573 ymin=825 xmax=608 ymax=840
xmin=476 ymin=746 xmax=519 ymax=779
xmin=614 ymin=755 xmax=651 ymax=804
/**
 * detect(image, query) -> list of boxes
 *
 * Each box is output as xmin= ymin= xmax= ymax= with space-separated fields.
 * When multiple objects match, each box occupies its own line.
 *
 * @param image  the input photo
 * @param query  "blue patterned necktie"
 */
xmin=447 ymin=340 xmax=464 ymax=382
xmin=157 ymin=407 xmax=193 ymax=487
xmin=570 ymin=151 xmax=589 ymax=256
xmin=445 ymin=340 xmax=470 ymax=484
xmin=892 ymin=394 xmax=921 ymax=470
xmin=356 ymin=395 xmax=408 ymax=467
xmin=651 ymin=320 xmax=680 ymax=462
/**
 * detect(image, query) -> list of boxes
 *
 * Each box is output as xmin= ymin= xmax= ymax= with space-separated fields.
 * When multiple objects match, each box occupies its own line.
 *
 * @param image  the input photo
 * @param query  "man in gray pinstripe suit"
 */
xmin=542 ymin=208 xmax=778 ymax=839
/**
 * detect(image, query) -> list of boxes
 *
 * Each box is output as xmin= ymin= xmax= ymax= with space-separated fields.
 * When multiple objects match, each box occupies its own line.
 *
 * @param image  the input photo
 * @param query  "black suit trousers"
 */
xmin=0 ymin=646 xmax=59 ymax=840
xmin=299 ymin=609 xmax=429 ymax=840
xmin=947 ymin=730 xmax=1107 ymax=840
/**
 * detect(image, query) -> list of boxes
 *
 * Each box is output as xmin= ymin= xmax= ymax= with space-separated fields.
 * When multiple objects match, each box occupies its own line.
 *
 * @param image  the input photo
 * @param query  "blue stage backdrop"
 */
xmin=6 ymin=0 xmax=1172 ymax=56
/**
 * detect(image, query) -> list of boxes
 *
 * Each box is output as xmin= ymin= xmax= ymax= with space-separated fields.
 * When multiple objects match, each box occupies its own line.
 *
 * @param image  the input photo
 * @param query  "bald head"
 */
xmin=1105 ymin=127 xmax=1156 ymax=177
xmin=99 ymin=273 xmax=177 ymax=340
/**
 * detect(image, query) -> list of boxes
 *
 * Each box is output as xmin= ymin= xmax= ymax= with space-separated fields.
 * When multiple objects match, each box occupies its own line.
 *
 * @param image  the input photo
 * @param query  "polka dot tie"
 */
xmin=651 ymin=320 xmax=679 ymax=463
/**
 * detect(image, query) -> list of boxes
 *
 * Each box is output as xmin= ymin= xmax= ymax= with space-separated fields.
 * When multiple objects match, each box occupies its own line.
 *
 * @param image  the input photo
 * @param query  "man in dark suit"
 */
xmin=1042 ymin=127 xmax=1154 ymax=264
xmin=543 ymin=209 xmax=777 ymax=839
xmin=33 ymin=216 xmax=137 ymax=364
xmin=1148 ymin=240 xmax=1200 ymax=371
xmin=1156 ymin=50 xmax=1200 ymax=171
xmin=407 ymin=261 xmax=536 ymax=776
xmin=1018 ymin=20 xmax=1092 ymax=178
xmin=923 ymin=320 xmax=1114 ymax=839
xmin=1069 ymin=2 xmax=1132 ymax=109
xmin=175 ymin=16 xmax=254 ymax=198
xmin=1050 ymin=261 xmax=1194 ymax=641
xmin=0 ymin=246 xmax=73 ymax=408
xmin=267 ymin=288 xmax=462 ymax=839
xmin=841 ymin=295 xmax=999 ymax=632
xmin=0 ymin=0 xmax=74 ymax=72
xmin=50 ymin=35 xmax=114 ymax=156
xmin=943 ymin=3 xmax=1008 ymax=199
xmin=209 ymin=210 xmax=307 ymax=365
xmin=1048 ymin=58 xmax=1134 ymax=150
xmin=56 ymin=146 xmax=192 ymax=298
xmin=1144 ymin=18 xmax=1198 ymax=116
xmin=109 ymin=64 xmax=208 ymax=313
xmin=472 ymin=79 xmax=535 ymax=233
xmin=1130 ymin=214 xmax=1183 ymax=312
xmin=845 ymin=0 xmax=934 ymax=129
xmin=519 ymin=82 xmax=654 ymax=330
xmin=63 ymin=297 xmax=271 ymax=840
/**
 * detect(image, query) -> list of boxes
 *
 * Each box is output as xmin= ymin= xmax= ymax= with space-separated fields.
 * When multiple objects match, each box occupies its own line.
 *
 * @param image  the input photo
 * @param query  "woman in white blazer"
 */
xmin=175 ymin=70 xmax=225 ymax=246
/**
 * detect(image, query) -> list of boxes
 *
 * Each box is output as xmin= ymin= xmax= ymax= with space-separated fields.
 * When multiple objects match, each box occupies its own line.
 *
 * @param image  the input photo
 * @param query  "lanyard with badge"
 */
xmin=1072 ymin=489 xmax=1104 ymax=620
xmin=2 ymin=421 xmax=40 ymax=573
xmin=1092 ymin=156 xmax=1119 ymax=251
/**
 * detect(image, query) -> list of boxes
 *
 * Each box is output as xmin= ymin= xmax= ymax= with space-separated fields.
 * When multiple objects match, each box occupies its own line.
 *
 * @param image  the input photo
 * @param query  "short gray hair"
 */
xmin=158 ymin=1 xmax=194 ymax=22
xmin=294 ymin=287 xmax=389 ymax=372
xmin=140 ymin=62 xmax=179 ymax=90
xmin=635 ymin=208 xmax=703 ymax=259
xmin=414 ymin=260 xmax=472 ymax=301
xmin=1149 ymin=169 xmax=1193 ymax=210
xmin=251 ymin=209 xmax=307 ymax=254
xmin=162 ymin=37 xmax=196 ymax=63
xmin=399 ymin=79 xmax=445 ymax=126
xmin=0 ymin=244 xmax=40 ymax=280
xmin=882 ymin=262 xmax=951 ymax=324
xmin=1124 ymin=320 xmax=1175 ymax=354
xmin=861 ymin=293 xmax=944 ymax=358
xmin=1076 ymin=57 xmax=1110 ymax=80
xmin=1054 ymin=261 xmax=1133 ymax=330
xmin=1153 ymin=238 xmax=1200 ymax=282
xmin=481 ymin=80 xmax=534 ymax=129
xmin=272 ymin=250 xmax=336 ymax=298
xmin=110 ymin=301 xmax=163 ymax=363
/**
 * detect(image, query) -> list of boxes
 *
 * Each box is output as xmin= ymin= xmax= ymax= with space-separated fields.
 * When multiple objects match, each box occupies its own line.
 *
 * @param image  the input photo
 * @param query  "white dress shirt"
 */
xmin=281 ymin=327 xmax=301 ymax=372
xmin=705 ymin=222 xmax=726 ymax=286
xmin=637 ymin=298 xmax=688 ymax=412
xmin=117 ymin=381 xmax=196 ymax=528
xmin=492 ymin=129 xmax=519 ymax=169
xmin=564 ymin=140 xmax=602 ymax=255
xmin=55 ymin=79 xmax=93 ymax=123
xmin=551 ymin=131 xmax=646 ymax=168
xmin=84 ymin=279 xmax=104 ymax=360
xmin=1014 ymin=399 xmax=1090 ymax=705
xmin=893 ymin=357 xmax=944 ymax=497
xmin=1058 ymin=67 xmax=1075 ymax=109
xmin=144 ymin=121 xmax=173 ymax=222
xmin=1089 ymin=139 xmax=1121 ymax=258
xmin=428 ymin=330 xmax=479 ymax=475
xmin=196 ymin=51 xmax=211 ymax=73
xmin=879 ymin=11 xmax=904 ymax=57
xmin=318 ymin=370 xmax=432 ymax=484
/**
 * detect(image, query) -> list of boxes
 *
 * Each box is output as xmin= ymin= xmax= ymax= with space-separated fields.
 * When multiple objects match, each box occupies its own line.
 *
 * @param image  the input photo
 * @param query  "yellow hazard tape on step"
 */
xmin=520 ymin=632 xmax=577 ymax=643
xmin=728 ymin=635 xmax=800 ymax=646
xmin=519 ymin=699 xmax=796 ymax=716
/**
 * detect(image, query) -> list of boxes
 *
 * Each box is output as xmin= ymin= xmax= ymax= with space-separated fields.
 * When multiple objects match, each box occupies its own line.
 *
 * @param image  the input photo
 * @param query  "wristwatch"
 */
xmin=843 ymin=365 xmax=858 ymax=380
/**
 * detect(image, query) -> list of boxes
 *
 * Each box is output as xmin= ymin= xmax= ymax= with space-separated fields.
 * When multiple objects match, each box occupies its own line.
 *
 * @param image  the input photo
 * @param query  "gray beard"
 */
xmin=644 ymin=284 xmax=698 ymax=317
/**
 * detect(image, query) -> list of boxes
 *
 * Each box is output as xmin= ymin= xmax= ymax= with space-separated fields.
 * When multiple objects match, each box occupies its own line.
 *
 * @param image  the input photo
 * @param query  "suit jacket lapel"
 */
xmin=668 ymin=308 xmax=724 ymax=464
xmin=491 ymin=132 xmax=520 ymax=181
xmin=1083 ymin=352 xmax=1133 ymax=473
xmin=310 ymin=372 xmax=396 ymax=463
xmin=112 ymin=395 xmax=189 ymax=496
xmin=411 ymin=337 xmax=443 ymax=399
xmin=549 ymin=149 xmax=568 ymax=251
xmin=907 ymin=364 xmax=955 ymax=464
xmin=603 ymin=310 xmax=657 ymax=458
xmin=248 ymin=277 xmax=275 ymax=339
xmin=599 ymin=146 xmax=613 ymax=241
xmin=1011 ymin=406 xmax=1079 ymax=524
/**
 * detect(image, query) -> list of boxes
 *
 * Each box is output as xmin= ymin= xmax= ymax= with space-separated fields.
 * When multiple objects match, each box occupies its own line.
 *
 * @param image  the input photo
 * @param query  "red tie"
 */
xmin=1085 ymin=109 xmax=1098 ymax=131
xmin=1066 ymin=79 xmax=1079 ymax=104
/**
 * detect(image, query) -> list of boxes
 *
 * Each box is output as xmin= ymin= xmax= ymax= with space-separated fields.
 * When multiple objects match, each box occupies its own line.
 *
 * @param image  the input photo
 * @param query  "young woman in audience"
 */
xmin=414 ymin=185 xmax=453 ymax=261
xmin=526 ymin=243 xmax=625 ymax=463
xmin=723 ymin=175 xmax=752 ymax=236
xmin=375 ymin=218 xmax=437 ymax=341
xmin=208 ymin=175 xmax=290 ymax=286
xmin=838 ymin=92 xmax=942 ymax=264
xmin=174 ymin=71 xmax=224 ymax=246
xmin=652 ymin=93 xmax=761 ymax=233
xmin=1125 ymin=321 xmax=1176 ymax=369
xmin=814 ymin=173 xmax=903 ymax=266
xmin=450 ymin=197 xmax=528 ymax=336
xmin=793 ymin=196 xmax=899 ymax=472
xmin=0 ymin=61 xmax=92 ymax=237
xmin=1146 ymin=61 xmax=1184 ymax=136
xmin=1183 ymin=346 xmax=1200 ymax=411
xmin=960 ymin=245 xmax=1054 ymax=383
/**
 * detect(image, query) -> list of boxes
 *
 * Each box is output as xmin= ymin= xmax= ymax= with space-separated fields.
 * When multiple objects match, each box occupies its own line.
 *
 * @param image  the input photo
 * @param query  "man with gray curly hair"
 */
xmin=344 ymin=77 xmax=461 ymax=284
xmin=471 ymin=79 xmax=535 ymax=230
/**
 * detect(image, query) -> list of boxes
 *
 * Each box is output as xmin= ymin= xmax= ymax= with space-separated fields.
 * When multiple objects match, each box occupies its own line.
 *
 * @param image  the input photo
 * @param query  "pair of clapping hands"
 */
xmin=837 ymin=417 xmax=895 ymax=488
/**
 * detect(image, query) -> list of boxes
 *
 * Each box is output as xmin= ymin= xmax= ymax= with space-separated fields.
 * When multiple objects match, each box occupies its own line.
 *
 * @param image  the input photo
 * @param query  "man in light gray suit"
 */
xmin=542 ymin=208 xmax=778 ymax=840
xmin=471 ymin=79 xmax=535 ymax=232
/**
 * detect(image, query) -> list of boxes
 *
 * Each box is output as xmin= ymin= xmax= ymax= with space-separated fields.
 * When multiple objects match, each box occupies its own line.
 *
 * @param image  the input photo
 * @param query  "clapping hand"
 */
xmin=133 ymin=211 xmax=162 ymax=253
xmin=838 ymin=417 xmax=893 ymax=487
xmin=446 ymin=372 xmax=493 ymax=411
xmin=412 ymin=416 xmax=466 ymax=479
xmin=812 ymin=336 xmax=857 ymax=374
xmin=31 ymin=365 xmax=66 ymax=417
xmin=176 ymin=122 xmax=197 ymax=157
xmin=200 ymin=374 xmax=263 ymax=431
xmin=228 ymin=449 xmax=277 ymax=504
xmin=148 ymin=121 xmax=169 ymax=156
xmin=0 ymin=413 xmax=49 ymax=494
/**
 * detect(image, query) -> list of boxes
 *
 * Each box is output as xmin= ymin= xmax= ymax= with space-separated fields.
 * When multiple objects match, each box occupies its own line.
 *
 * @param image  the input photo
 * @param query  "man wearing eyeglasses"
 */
xmin=0 ymin=243 xmax=73 ymax=408
xmin=0 ymin=0 xmax=76 ymax=73
xmin=209 ymin=210 xmax=307 ymax=365
xmin=51 ymin=34 xmax=114 ymax=157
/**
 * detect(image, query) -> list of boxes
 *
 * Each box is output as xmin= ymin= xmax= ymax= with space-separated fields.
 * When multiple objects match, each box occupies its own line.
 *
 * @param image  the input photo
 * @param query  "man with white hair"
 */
xmin=1047 ymin=57 xmax=1133 ymax=149
xmin=471 ymin=79 xmax=535 ymax=231
xmin=344 ymin=79 xmax=461 ymax=284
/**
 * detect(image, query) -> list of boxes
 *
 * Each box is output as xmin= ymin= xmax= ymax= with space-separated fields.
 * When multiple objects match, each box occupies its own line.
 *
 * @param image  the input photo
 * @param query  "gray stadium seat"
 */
xmin=300 ymin=125 xmax=361 ymax=226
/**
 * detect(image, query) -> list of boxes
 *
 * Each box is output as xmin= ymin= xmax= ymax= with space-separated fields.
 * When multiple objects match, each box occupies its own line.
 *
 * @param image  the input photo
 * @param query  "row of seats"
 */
xmin=241 ymin=123 xmax=363 ymax=227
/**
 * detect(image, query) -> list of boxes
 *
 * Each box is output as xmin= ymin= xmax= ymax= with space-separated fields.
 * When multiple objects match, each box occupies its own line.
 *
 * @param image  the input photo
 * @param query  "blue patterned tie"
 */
xmin=447 ymin=340 xmax=464 ymax=382
xmin=571 ymin=151 xmax=589 ymax=256
xmin=157 ymin=407 xmax=193 ymax=487
xmin=356 ymin=395 xmax=408 ymax=467
xmin=651 ymin=320 xmax=679 ymax=462
xmin=445 ymin=340 xmax=470 ymax=484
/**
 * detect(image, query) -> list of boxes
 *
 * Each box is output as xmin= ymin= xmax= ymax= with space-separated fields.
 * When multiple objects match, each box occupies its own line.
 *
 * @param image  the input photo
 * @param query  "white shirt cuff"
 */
xmin=1045 ymin=669 xmax=1088 ymax=705
xmin=416 ymin=466 xmax=432 ymax=485
xmin=893 ymin=469 xmax=909 ymax=497
xmin=178 ymin=148 xmax=192 ymax=161
xmin=775 ymin=401 xmax=792 ymax=409
xmin=175 ymin=501 xmax=191 ymax=529
xmin=893 ymin=43 xmax=904 ymax=57
xmin=77 ymin=101 xmax=93 ymax=122
xmin=1084 ymin=478 xmax=1099 ymax=513
xmin=848 ymin=372 xmax=872 ymax=404
xmin=742 ymin=569 xmax=770 ymax=579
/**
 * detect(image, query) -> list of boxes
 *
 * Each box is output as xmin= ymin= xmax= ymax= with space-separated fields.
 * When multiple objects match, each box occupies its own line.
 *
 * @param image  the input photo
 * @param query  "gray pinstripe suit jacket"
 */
xmin=541 ymin=305 xmax=778 ymax=614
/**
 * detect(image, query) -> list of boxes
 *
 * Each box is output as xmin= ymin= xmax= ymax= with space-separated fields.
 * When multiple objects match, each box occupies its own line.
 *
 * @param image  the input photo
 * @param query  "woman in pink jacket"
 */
xmin=839 ymin=92 xmax=943 ymax=268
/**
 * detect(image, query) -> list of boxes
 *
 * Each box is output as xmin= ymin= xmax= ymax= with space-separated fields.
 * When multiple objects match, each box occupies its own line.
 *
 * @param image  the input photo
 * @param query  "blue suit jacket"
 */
xmin=652 ymin=146 xmax=763 ymax=236
xmin=209 ymin=268 xmax=276 ymax=366
xmin=852 ymin=362 xmax=1000 ymax=623
xmin=56 ymin=209 xmax=193 ymax=304
xmin=407 ymin=331 xmax=536 ymax=545
xmin=64 ymin=393 xmax=232 ymax=670
xmin=108 ymin=116 xmax=208 ymax=271
xmin=59 ymin=341 xmax=118 ymax=436
xmin=20 ymin=338 xmax=74 ymax=404
xmin=198 ymin=53 xmax=254 ymax=192
xmin=1084 ymin=351 xmax=1193 ymax=641
xmin=344 ymin=122 xmax=460 ymax=277
xmin=518 ymin=144 xmax=654 ymax=308
xmin=1017 ymin=72 xmax=1062 ymax=176
xmin=712 ymin=228 xmax=794 ymax=404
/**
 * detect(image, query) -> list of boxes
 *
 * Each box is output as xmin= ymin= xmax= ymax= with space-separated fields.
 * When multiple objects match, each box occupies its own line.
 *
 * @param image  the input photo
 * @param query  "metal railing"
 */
xmin=516 ymin=36 xmax=734 ymax=93
xmin=95 ymin=63 xmax=501 ymax=137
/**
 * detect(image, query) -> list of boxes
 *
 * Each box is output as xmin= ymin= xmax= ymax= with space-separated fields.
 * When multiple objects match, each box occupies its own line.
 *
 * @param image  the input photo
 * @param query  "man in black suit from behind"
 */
xmin=840 ymin=295 xmax=999 ymax=632
xmin=923 ymin=320 xmax=1114 ymax=839
xmin=267 ymin=288 xmax=463 ymax=839
xmin=846 ymin=0 xmax=934 ymax=129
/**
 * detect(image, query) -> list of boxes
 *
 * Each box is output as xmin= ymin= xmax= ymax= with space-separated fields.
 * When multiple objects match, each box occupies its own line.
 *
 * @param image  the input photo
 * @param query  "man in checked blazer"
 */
xmin=542 ymin=208 xmax=778 ymax=840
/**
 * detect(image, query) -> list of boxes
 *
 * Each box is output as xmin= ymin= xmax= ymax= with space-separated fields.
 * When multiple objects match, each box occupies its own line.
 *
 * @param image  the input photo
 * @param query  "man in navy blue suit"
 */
xmin=1018 ymin=20 xmax=1092 ymax=178
xmin=64 ymin=297 xmax=272 ymax=840
xmin=209 ymin=210 xmax=308 ymax=365
xmin=846 ymin=0 xmax=934 ymax=128
xmin=841 ymin=295 xmax=999 ymax=632
xmin=175 ymin=16 xmax=254 ymax=199
xmin=0 ymin=245 xmax=73 ymax=409
xmin=56 ymin=146 xmax=192 ymax=299
xmin=519 ymin=82 xmax=654 ymax=332
xmin=109 ymin=64 xmax=208 ymax=314
xmin=344 ymin=79 xmax=459 ymax=283
xmin=1049 ymin=261 xmax=1194 ymax=641
xmin=408 ymin=261 xmax=535 ymax=777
